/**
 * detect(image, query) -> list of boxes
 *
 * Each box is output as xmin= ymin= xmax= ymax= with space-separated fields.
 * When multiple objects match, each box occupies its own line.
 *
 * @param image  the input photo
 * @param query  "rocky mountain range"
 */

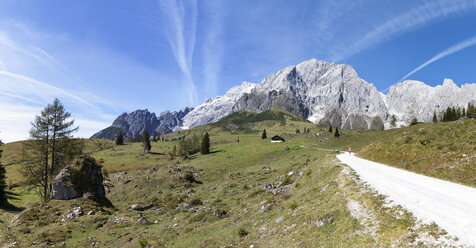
xmin=91 ymin=107 xmax=193 ymax=140
xmin=91 ymin=59 xmax=476 ymax=140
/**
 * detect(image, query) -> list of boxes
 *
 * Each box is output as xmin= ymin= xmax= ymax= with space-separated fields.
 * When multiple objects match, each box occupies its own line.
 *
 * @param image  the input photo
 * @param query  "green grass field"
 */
xmin=0 ymin=110 xmax=469 ymax=247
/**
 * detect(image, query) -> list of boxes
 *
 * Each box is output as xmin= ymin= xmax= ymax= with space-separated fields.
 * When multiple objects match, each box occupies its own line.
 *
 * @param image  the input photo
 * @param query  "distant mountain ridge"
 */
xmin=91 ymin=107 xmax=193 ymax=140
xmin=91 ymin=59 xmax=476 ymax=140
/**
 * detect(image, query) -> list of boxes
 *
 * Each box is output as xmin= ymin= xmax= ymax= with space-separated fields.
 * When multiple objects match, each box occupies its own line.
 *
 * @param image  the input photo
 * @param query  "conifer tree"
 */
xmin=328 ymin=126 xmax=333 ymax=133
xmin=22 ymin=98 xmax=79 ymax=201
xmin=261 ymin=129 xmax=267 ymax=139
xmin=334 ymin=127 xmax=340 ymax=137
xmin=390 ymin=114 xmax=397 ymax=128
xmin=0 ymin=143 xmax=8 ymax=207
xmin=296 ymin=128 xmax=300 ymax=134
xmin=432 ymin=112 xmax=437 ymax=123
xmin=303 ymin=127 xmax=307 ymax=133
xmin=115 ymin=131 xmax=124 ymax=145
xmin=143 ymin=130 xmax=151 ymax=153
xmin=201 ymin=132 xmax=210 ymax=154
xmin=153 ymin=132 xmax=157 ymax=142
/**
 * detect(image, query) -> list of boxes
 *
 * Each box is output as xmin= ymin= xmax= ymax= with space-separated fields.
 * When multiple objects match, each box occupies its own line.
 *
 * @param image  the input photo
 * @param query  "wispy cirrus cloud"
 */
xmin=331 ymin=0 xmax=476 ymax=61
xmin=399 ymin=35 xmax=476 ymax=82
xmin=157 ymin=0 xmax=198 ymax=106
xmin=201 ymin=0 xmax=224 ymax=98
xmin=0 ymin=70 xmax=95 ymax=108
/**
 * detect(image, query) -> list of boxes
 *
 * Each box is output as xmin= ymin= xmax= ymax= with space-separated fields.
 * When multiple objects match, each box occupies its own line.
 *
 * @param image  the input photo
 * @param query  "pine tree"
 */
xmin=115 ymin=131 xmax=124 ymax=145
xmin=432 ymin=112 xmax=437 ymax=123
xmin=303 ymin=127 xmax=307 ymax=133
xmin=296 ymin=128 xmax=300 ymax=134
xmin=153 ymin=132 xmax=157 ymax=142
xmin=261 ymin=129 xmax=267 ymax=139
xmin=201 ymin=132 xmax=210 ymax=154
xmin=334 ymin=127 xmax=340 ymax=137
xmin=143 ymin=130 xmax=151 ymax=153
xmin=0 ymin=143 xmax=8 ymax=207
xmin=328 ymin=126 xmax=333 ymax=133
xmin=172 ymin=145 xmax=177 ymax=156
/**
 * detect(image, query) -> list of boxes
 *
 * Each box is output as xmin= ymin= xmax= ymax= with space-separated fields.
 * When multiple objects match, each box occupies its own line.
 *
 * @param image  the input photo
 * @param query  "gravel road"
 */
xmin=337 ymin=153 xmax=476 ymax=246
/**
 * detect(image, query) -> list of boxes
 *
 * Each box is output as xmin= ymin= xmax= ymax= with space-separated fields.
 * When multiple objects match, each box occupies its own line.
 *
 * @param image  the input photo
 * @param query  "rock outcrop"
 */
xmin=50 ymin=156 xmax=106 ymax=202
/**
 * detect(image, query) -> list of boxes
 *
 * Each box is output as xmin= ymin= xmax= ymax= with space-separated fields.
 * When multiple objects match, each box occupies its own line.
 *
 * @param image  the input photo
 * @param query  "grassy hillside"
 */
xmin=0 ymin=110 xmax=460 ymax=247
xmin=358 ymin=119 xmax=476 ymax=187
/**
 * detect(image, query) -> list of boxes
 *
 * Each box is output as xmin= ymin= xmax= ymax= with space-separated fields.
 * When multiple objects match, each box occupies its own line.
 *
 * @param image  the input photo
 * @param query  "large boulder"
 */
xmin=50 ymin=165 xmax=79 ymax=200
xmin=50 ymin=156 xmax=106 ymax=201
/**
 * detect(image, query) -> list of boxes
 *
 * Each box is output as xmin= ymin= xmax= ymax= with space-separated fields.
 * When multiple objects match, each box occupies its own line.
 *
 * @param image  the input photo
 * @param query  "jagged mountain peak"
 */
xmin=92 ymin=58 xmax=476 ymax=139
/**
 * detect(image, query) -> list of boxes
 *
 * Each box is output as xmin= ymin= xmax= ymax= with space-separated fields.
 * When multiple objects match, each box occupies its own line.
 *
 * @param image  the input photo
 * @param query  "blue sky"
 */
xmin=1 ymin=0 xmax=476 ymax=142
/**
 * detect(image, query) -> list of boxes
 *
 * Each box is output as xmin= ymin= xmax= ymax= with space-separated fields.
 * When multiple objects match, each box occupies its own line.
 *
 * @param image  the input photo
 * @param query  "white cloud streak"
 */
xmin=0 ymin=91 xmax=43 ymax=104
xmin=0 ymin=70 xmax=95 ymax=108
xmin=158 ymin=0 xmax=198 ymax=105
xmin=399 ymin=35 xmax=476 ymax=82
xmin=333 ymin=0 xmax=476 ymax=61
xmin=202 ymin=0 xmax=224 ymax=98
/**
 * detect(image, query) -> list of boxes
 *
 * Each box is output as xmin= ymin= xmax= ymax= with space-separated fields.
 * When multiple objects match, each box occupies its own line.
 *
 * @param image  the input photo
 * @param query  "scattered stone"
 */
xmin=148 ymin=168 xmax=157 ymax=173
xmin=320 ymin=184 xmax=329 ymax=193
xmin=288 ymin=171 xmax=294 ymax=176
xmin=213 ymin=209 xmax=228 ymax=217
xmin=87 ymin=211 xmax=95 ymax=215
xmin=138 ymin=217 xmax=148 ymax=225
xmin=262 ymin=183 xmax=272 ymax=190
xmin=54 ymin=211 xmax=61 ymax=216
xmin=70 ymin=206 xmax=82 ymax=217
xmin=316 ymin=214 xmax=334 ymax=227
xmin=173 ymin=223 xmax=178 ymax=227
xmin=334 ymin=150 xmax=339 ymax=153
xmin=262 ymin=166 xmax=271 ymax=170
xmin=260 ymin=201 xmax=266 ymax=205
xmin=292 ymin=209 xmax=298 ymax=217
xmin=462 ymin=154 xmax=467 ymax=157
xmin=290 ymin=155 xmax=295 ymax=159
xmin=113 ymin=217 xmax=129 ymax=224
xmin=299 ymin=171 xmax=304 ymax=177
xmin=204 ymin=200 xmax=210 ymax=203
xmin=123 ymin=179 xmax=132 ymax=185
xmin=458 ymin=120 xmax=464 ymax=125
xmin=128 ymin=204 xmax=141 ymax=211
xmin=282 ymin=146 xmax=289 ymax=151
xmin=276 ymin=216 xmax=284 ymax=223
xmin=418 ymin=128 xmax=425 ymax=133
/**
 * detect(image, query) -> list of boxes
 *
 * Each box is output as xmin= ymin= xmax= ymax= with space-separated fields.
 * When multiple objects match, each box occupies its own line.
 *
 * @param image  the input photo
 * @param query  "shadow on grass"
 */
xmin=209 ymin=150 xmax=223 ymax=154
xmin=0 ymin=201 xmax=25 ymax=212
xmin=148 ymin=152 xmax=166 ymax=155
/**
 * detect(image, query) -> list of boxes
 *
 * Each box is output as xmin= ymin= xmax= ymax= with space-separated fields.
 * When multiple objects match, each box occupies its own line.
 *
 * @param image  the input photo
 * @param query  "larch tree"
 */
xmin=22 ymin=98 xmax=79 ymax=201
xmin=334 ymin=127 xmax=340 ymax=137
